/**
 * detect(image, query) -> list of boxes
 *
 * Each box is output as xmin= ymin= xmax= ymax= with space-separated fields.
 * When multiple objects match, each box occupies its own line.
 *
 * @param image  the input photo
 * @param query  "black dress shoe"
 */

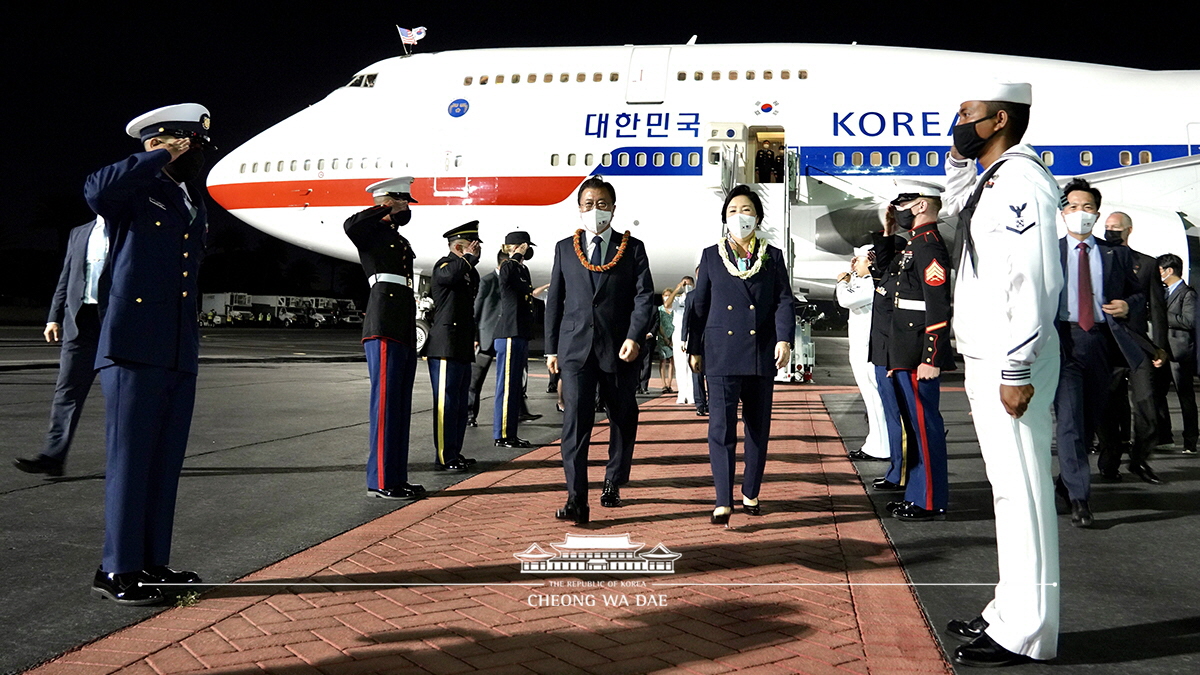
xmin=435 ymin=457 xmax=473 ymax=472
xmin=520 ymin=412 xmax=543 ymax=422
xmin=741 ymin=502 xmax=762 ymax=516
xmin=466 ymin=416 xmax=477 ymax=428
xmin=872 ymin=479 xmax=905 ymax=492
xmin=600 ymin=480 xmax=621 ymax=508
xmin=696 ymin=408 xmax=709 ymax=416
xmin=892 ymin=502 xmax=946 ymax=521
xmin=885 ymin=500 xmax=908 ymax=515
xmin=368 ymin=485 xmax=425 ymax=499
xmin=555 ymin=500 xmax=589 ymax=524
xmin=711 ymin=508 xmax=731 ymax=525
xmin=946 ymin=616 xmax=989 ymax=642
xmin=140 ymin=566 xmax=202 ymax=588
xmin=1070 ymin=499 xmax=1094 ymax=528
xmin=13 ymin=455 xmax=64 ymax=477
xmin=92 ymin=569 xmax=164 ymax=606
xmin=848 ymin=450 xmax=887 ymax=462
xmin=494 ymin=437 xmax=533 ymax=448
xmin=556 ymin=403 xmax=565 ymax=413
xmin=1129 ymin=462 xmax=1164 ymax=485
xmin=953 ymin=632 xmax=1032 ymax=668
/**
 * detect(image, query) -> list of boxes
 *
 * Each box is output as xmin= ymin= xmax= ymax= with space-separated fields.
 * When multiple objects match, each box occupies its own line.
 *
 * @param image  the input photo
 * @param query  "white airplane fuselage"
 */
xmin=206 ymin=43 xmax=1200 ymax=296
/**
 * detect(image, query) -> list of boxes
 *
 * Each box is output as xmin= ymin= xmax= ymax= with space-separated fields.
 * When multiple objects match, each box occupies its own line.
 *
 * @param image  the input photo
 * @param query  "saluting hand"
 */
xmin=150 ymin=136 xmax=191 ymax=161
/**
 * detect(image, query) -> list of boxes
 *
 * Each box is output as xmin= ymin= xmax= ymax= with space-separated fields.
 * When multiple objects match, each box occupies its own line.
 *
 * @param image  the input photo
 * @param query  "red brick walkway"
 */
xmin=28 ymin=387 xmax=951 ymax=675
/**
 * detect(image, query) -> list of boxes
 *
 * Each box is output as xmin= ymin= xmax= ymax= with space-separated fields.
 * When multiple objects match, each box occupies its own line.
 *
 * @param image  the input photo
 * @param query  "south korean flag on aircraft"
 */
xmin=397 ymin=26 xmax=427 ymax=45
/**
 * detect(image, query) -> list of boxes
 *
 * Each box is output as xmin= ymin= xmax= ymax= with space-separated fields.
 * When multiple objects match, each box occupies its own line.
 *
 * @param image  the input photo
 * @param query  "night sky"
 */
xmin=2 ymin=2 xmax=1196 ymax=307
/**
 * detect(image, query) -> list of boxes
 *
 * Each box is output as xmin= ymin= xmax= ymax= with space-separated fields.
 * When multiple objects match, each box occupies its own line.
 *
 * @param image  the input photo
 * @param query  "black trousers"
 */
xmin=1098 ymin=356 xmax=1159 ymax=473
xmin=1170 ymin=356 xmax=1199 ymax=449
xmin=560 ymin=354 xmax=639 ymax=502
xmin=693 ymin=370 xmax=708 ymax=412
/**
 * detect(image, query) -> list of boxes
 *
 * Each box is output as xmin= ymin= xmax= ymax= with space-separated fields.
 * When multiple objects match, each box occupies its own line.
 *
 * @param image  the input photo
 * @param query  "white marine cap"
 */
xmin=125 ymin=103 xmax=211 ymax=141
xmin=891 ymin=179 xmax=944 ymax=204
xmin=852 ymin=244 xmax=874 ymax=257
xmin=961 ymin=82 xmax=1032 ymax=106
xmin=365 ymin=176 xmax=419 ymax=202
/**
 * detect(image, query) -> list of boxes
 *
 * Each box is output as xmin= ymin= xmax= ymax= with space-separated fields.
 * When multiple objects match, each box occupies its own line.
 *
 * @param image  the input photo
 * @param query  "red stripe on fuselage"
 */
xmin=207 ymin=176 xmax=588 ymax=210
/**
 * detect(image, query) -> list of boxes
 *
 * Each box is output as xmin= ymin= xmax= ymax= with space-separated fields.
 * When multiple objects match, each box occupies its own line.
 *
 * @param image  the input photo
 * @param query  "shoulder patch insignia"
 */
xmin=924 ymin=259 xmax=947 ymax=286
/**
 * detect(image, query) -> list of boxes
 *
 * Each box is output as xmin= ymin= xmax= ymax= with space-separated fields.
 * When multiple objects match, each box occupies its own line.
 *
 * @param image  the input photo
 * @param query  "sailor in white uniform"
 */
xmin=941 ymin=82 xmax=1063 ymax=667
xmin=836 ymin=246 xmax=890 ymax=461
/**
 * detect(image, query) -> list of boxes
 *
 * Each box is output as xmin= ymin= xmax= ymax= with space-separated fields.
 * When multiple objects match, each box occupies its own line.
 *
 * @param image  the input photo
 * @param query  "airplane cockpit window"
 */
xmin=347 ymin=75 xmax=365 ymax=87
xmin=1041 ymin=151 xmax=1054 ymax=166
xmin=1080 ymin=151 xmax=1093 ymax=167
xmin=1140 ymin=150 xmax=1152 ymax=163
xmin=364 ymin=74 xmax=377 ymax=87
xmin=1119 ymin=150 xmax=1132 ymax=166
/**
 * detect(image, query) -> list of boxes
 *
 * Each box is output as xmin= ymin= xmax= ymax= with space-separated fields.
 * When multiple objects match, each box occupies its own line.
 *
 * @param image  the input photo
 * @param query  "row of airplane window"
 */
xmin=466 ymin=72 xmax=621 ymax=86
xmin=831 ymin=149 xmax=1155 ymax=169
xmin=548 ymin=151 xmax=703 ymax=168
xmin=677 ymin=69 xmax=808 ymax=81
xmin=238 ymin=158 xmax=396 ymax=174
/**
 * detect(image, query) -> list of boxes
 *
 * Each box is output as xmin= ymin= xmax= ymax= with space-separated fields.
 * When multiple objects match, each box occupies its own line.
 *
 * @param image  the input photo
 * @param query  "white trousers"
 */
xmin=673 ymin=325 xmax=695 ymax=404
xmin=963 ymin=349 xmax=1060 ymax=661
xmin=849 ymin=327 xmax=890 ymax=458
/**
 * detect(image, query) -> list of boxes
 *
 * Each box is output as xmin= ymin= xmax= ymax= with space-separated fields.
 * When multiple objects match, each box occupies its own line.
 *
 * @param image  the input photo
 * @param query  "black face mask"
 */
xmin=163 ymin=147 xmax=206 ymax=183
xmin=1104 ymin=229 xmax=1125 ymax=244
xmin=392 ymin=210 xmax=412 ymax=227
xmin=952 ymin=114 xmax=997 ymax=160
xmin=463 ymin=253 xmax=479 ymax=266
xmin=893 ymin=206 xmax=916 ymax=231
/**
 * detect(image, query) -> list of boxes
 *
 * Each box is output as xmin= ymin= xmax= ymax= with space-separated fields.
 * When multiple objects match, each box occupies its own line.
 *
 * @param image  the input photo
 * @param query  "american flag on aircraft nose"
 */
xmin=397 ymin=26 xmax=427 ymax=45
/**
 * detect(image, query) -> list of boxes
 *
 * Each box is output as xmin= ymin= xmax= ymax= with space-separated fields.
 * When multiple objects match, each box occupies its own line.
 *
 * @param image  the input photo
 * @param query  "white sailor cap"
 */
xmin=891 ymin=179 xmax=944 ymax=205
xmin=961 ymin=82 xmax=1032 ymax=106
xmin=852 ymin=244 xmax=874 ymax=257
xmin=125 ymin=103 xmax=212 ymax=142
xmin=365 ymin=176 xmax=419 ymax=203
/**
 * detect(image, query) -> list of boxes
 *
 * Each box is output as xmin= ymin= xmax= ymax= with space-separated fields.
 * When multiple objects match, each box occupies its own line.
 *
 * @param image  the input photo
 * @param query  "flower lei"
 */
xmin=718 ymin=236 xmax=769 ymax=279
xmin=573 ymin=229 xmax=631 ymax=272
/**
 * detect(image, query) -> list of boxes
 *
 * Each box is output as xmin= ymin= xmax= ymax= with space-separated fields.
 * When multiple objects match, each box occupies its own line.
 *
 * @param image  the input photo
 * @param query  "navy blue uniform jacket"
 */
xmin=48 ymin=221 xmax=95 ymax=343
xmin=84 ymin=149 xmax=206 ymax=374
xmin=495 ymin=254 xmax=535 ymax=340
xmin=545 ymin=231 xmax=655 ymax=373
xmin=344 ymin=205 xmax=417 ymax=347
xmin=687 ymin=241 xmax=795 ymax=377
xmin=428 ymin=253 xmax=479 ymax=362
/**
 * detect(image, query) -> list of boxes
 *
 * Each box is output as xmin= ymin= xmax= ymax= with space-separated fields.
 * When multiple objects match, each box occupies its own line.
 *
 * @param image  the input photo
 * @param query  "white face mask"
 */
xmin=580 ymin=208 xmax=613 ymax=234
xmin=728 ymin=214 xmax=757 ymax=240
xmin=1063 ymin=210 xmax=1098 ymax=236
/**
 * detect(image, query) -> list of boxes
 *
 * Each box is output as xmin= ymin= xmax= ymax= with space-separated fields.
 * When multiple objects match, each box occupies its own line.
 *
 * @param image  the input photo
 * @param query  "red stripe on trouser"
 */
xmin=376 ymin=340 xmax=388 ymax=489
xmin=912 ymin=370 xmax=933 ymax=509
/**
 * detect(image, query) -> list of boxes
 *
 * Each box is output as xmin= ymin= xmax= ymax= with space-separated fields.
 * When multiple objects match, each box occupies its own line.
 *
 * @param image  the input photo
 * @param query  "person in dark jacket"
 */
xmin=14 ymin=219 xmax=104 ymax=477
xmin=1158 ymin=253 xmax=1197 ymax=453
xmin=427 ymin=222 xmax=482 ymax=471
xmin=687 ymin=185 xmax=795 ymax=525
xmin=344 ymin=177 xmax=427 ymax=501
xmin=493 ymin=231 xmax=536 ymax=448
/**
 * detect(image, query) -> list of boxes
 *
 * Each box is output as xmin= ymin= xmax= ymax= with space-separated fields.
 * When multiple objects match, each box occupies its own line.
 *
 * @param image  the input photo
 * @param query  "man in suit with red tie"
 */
xmin=545 ymin=177 xmax=655 ymax=523
xmin=1052 ymin=178 xmax=1143 ymax=528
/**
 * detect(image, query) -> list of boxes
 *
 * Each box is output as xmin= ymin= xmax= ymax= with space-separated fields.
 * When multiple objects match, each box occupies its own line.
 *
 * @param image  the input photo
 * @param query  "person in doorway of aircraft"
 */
xmin=687 ymin=184 xmax=795 ymax=526
xmin=545 ymin=177 xmax=655 ymax=524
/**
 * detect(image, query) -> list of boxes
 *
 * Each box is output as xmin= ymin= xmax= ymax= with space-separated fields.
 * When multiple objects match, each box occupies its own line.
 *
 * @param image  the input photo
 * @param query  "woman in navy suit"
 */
xmin=687 ymin=185 xmax=796 ymax=525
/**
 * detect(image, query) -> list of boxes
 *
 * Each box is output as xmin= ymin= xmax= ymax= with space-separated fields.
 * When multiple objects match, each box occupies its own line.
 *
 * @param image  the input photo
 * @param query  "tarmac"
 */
xmin=2 ymin=327 xmax=1198 ymax=675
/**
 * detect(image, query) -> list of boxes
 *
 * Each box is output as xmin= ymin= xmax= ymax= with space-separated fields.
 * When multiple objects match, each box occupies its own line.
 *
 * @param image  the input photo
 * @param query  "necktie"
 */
xmin=590 ymin=235 xmax=603 ymax=289
xmin=1078 ymin=241 xmax=1094 ymax=331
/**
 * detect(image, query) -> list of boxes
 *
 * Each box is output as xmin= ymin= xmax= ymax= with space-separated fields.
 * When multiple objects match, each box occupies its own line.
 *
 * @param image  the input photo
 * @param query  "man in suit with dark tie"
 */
xmin=1097 ymin=211 xmax=1170 ymax=483
xmin=1158 ymin=253 xmax=1197 ymax=454
xmin=1052 ymin=179 xmax=1143 ymax=528
xmin=14 ymin=219 xmax=106 ymax=477
xmin=545 ymin=177 xmax=655 ymax=523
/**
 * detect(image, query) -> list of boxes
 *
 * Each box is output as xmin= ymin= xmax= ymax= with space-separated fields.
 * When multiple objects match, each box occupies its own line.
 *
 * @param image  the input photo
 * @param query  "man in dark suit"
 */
xmin=545 ymin=177 xmax=655 ymax=523
xmin=467 ymin=250 xmax=505 ymax=427
xmin=1158 ymin=253 xmax=1197 ymax=454
xmin=1052 ymin=179 xmax=1144 ymax=528
xmin=84 ymin=104 xmax=211 ymax=605
xmin=13 ymin=219 xmax=105 ymax=477
xmin=427 ymin=222 xmax=482 ymax=471
xmin=1097 ymin=211 xmax=1170 ymax=484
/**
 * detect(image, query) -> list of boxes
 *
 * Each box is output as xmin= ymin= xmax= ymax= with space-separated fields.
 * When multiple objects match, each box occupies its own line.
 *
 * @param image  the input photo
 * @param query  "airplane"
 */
xmin=206 ymin=41 xmax=1200 ymax=315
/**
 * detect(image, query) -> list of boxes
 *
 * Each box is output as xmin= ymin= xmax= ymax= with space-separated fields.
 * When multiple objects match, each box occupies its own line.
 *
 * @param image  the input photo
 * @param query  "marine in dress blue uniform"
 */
xmin=873 ymin=181 xmax=956 ymax=521
xmin=687 ymin=185 xmax=795 ymax=525
xmin=344 ymin=177 xmax=426 ymax=500
xmin=866 ymin=237 xmax=917 ymax=493
xmin=427 ymin=222 xmax=482 ymax=471
xmin=85 ymin=104 xmax=210 ymax=605
xmin=493 ymin=231 xmax=537 ymax=448
xmin=13 ymin=219 xmax=105 ymax=477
